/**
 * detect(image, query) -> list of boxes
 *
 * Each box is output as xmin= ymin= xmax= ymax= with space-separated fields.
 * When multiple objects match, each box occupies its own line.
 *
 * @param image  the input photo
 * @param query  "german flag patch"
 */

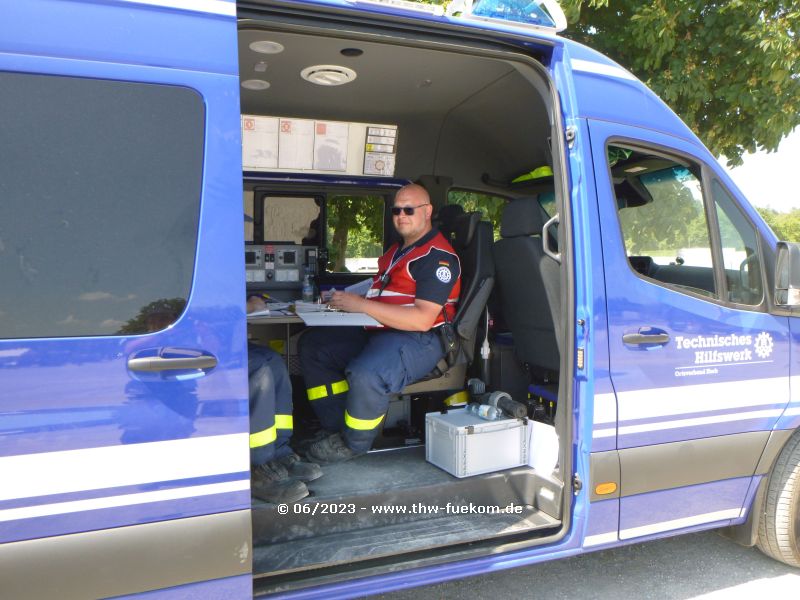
xmin=438 ymin=260 xmax=450 ymax=266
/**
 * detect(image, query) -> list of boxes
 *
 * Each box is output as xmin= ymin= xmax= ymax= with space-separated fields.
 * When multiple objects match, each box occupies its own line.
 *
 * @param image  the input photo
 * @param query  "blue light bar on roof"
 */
xmin=456 ymin=0 xmax=567 ymax=32
xmin=352 ymin=0 xmax=445 ymax=16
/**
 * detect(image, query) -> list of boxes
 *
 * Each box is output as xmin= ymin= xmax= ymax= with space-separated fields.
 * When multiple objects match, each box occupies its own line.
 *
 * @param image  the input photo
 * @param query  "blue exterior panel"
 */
xmin=0 ymin=0 xmax=247 ymax=548
xmin=566 ymin=43 xmax=698 ymax=146
xmin=582 ymin=498 xmax=619 ymax=549
xmin=0 ymin=491 xmax=250 ymax=545
xmin=2 ymin=0 xmax=237 ymax=75
xmin=781 ymin=318 xmax=800 ymax=431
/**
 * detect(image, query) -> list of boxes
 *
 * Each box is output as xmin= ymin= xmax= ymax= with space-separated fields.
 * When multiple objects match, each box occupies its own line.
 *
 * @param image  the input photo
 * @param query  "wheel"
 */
xmin=757 ymin=430 xmax=800 ymax=566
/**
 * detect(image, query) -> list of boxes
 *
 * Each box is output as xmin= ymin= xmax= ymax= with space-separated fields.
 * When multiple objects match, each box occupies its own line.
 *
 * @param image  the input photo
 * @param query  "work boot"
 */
xmin=276 ymin=452 xmax=323 ymax=482
xmin=251 ymin=461 xmax=308 ymax=503
xmin=306 ymin=432 xmax=365 ymax=464
xmin=293 ymin=427 xmax=335 ymax=456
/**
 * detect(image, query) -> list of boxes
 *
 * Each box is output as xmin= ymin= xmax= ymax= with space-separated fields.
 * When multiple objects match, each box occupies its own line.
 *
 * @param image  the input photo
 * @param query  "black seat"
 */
xmin=493 ymin=198 xmax=560 ymax=374
xmin=432 ymin=203 xmax=465 ymax=246
xmin=403 ymin=211 xmax=495 ymax=393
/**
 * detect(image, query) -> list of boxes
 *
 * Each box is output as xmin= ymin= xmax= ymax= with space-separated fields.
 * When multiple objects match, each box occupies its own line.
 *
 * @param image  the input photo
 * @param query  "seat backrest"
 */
xmin=493 ymin=198 xmax=560 ymax=372
xmin=450 ymin=212 xmax=494 ymax=364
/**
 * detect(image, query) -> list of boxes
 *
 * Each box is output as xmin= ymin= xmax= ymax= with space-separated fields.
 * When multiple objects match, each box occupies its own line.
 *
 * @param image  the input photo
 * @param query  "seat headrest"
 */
xmin=500 ymin=198 xmax=545 ymax=238
xmin=453 ymin=212 xmax=481 ymax=247
xmin=433 ymin=204 xmax=465 ymax=231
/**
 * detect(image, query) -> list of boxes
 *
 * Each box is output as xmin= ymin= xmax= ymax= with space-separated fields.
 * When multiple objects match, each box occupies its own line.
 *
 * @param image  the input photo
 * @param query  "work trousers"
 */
xmin=248 ymin=342 xmax=293 ymax=466
xmin=298 ymin=327 xmax=444 ymax=452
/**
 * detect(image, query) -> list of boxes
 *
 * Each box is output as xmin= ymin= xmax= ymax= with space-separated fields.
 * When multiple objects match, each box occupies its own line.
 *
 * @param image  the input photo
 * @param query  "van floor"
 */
xmin=251 ymin=446 xmax=560 ymax=577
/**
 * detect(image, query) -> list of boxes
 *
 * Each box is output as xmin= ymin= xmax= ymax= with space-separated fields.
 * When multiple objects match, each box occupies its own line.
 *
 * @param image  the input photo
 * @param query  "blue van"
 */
xmin=2 ymin=0 xmax=799 ymax=597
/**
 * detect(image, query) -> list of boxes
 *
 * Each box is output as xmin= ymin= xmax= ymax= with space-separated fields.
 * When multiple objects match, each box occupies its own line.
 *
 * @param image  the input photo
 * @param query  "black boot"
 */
xmin=275 ymin=452 xmax=323 ymax=482
xmin=251 ymin=461 xmax=308 ymax=503
xmin=306 ymin=432 xmax=366 ymax=464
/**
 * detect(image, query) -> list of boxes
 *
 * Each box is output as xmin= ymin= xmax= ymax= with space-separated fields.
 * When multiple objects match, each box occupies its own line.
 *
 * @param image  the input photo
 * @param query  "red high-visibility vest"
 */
xmin=365 ymin=231 xmax=460 ymax=327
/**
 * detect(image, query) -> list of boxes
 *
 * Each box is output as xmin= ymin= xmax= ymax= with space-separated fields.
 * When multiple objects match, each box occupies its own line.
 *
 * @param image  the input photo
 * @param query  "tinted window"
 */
xmin=610 ymin=145 xmax=717 ymax=298
xmin=0 ymin=72 xmax=204 ymax=338
xmin=713 ymin=181 xmax=764 ymax=306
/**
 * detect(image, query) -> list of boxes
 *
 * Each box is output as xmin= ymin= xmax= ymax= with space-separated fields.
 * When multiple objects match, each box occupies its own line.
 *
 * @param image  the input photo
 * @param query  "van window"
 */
xmin=538 ymin=190 xmax=557 ymax=218
xmin=447 ymin=190 xmax=505 ymax=239
xmin=264 ymin=196 xmax=320 ymax=244
xmin=325 ymin=194 xmax=384 ymax=273
xmin=610 ymin=145 xmax=717 ymax=298
xmin=0 ymin=72 xmax=204 ymax=339
xmin=712 ymin=181 xmax=764 ymax=306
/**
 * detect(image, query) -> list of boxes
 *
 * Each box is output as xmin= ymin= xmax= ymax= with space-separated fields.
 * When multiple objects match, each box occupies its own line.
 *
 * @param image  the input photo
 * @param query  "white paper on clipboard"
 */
xmin=343 ymin=278 xmax=373 ymax=297
xmin=298 ymin=311 xmax=380 ymax=327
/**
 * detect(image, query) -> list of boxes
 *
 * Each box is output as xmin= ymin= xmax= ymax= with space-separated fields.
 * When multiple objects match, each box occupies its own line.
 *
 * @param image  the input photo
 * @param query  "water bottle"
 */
xmin=466 ymin=402 xmax=500 ymax=421
xmin=302 ymin=270 xmax=314 ymax=303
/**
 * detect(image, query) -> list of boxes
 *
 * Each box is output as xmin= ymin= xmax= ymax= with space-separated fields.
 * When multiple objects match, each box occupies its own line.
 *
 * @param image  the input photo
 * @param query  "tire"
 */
xmin=756 ymin=429 xmax=800 ymax=567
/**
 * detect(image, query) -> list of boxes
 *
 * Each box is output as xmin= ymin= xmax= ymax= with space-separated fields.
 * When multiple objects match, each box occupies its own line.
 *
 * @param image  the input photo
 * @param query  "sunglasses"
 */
xmin=391 ymin=203 xmax=430 ymax=216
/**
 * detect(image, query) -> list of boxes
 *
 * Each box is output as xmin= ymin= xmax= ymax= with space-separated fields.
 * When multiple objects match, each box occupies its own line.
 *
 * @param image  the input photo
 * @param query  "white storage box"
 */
xmin=425 ymin=408 xmax=528 ymax=478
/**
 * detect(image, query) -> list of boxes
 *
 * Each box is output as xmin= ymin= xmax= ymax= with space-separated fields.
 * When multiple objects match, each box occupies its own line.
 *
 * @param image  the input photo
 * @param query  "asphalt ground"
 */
xmin=372 ymin=531 xmax=800 ymax=599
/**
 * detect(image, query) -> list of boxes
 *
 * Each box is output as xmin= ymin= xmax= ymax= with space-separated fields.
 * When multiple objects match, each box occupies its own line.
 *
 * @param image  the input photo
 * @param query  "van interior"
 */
xmin=236 ymin=7 xmax=571 ymax=592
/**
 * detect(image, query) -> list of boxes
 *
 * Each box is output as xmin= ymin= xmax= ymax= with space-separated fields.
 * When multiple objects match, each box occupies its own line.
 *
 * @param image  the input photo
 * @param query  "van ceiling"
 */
xmin=238 ymin=27 xmax=552 ymax=190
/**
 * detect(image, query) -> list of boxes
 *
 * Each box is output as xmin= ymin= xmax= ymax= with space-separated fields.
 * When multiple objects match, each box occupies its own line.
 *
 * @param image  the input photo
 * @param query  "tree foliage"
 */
xmin=562 ymin=0 xmax=800 ymax=165
xmin=448 ymin=190 xmax=506 ymax=239
xmin=326 ymin=195 xmax=384 ymax=271
xmin=118 ymin=298 xmax=186 ymax=334
xmin=757 ymin=207 xmax=800 ymax=241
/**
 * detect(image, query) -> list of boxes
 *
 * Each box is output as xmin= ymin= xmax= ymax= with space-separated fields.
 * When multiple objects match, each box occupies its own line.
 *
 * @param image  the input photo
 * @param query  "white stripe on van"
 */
xmin=0 ymin=480 xmax=249 ymax=523
xmin=593 ymin=393 xmax=616 ymax=425
xmin=617 ymin=378 xmax=787 ymax=422
xmin=570 ymin=59 xmax=638 ymax=81
xmin=593 ymin=427 xmax=616 ymax=439
xmin=619 ymin=508 xmax=743 ymax=539
xmin=0 ymin=433 xmax=249 ymax=502
xmin=583 ymin=532 xmax=617 ymax=547
xmin=118 ymin=0 xmax=236 ymax=17
xmin=617 ymin=408 xmax=785 ymax=437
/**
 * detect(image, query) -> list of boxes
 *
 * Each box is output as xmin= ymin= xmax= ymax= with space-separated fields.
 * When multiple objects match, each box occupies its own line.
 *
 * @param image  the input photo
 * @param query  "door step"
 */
xmin=253 ymin=506 xmax=559 ymax=576
xmin=252 ymin=446 xmax=537 ymax=544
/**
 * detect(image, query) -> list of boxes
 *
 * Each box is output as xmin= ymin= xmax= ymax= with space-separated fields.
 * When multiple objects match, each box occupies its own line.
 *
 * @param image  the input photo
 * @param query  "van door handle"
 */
xmin=128 ymin=355 xmax=218 ymax=372
xmin=127 ymin=348 xmax=218 ymax=372
xmin=622 ymin=329 xmax=670 ymax=346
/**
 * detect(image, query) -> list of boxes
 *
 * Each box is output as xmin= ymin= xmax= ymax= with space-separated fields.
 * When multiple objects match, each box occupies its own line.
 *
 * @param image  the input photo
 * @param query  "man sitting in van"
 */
xmin=247 ymin=296 xmax=322 ymax=503
xmin=299 ymin=184 xmax=461 ymax=463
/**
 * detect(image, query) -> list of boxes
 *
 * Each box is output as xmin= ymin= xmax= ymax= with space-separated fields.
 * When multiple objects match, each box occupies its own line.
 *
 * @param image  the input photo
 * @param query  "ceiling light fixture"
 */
xmin=300 ymin=65 xmax=357 ymax=87
xmin=241 ymin=79 xmax=270 ymax=90
xmin=250 ymin=40 xmax=284 ymax=54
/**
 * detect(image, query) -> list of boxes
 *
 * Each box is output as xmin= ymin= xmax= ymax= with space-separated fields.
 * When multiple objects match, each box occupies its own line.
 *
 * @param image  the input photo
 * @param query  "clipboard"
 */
xmin=297 ymin=311 xmax=380 ymax=327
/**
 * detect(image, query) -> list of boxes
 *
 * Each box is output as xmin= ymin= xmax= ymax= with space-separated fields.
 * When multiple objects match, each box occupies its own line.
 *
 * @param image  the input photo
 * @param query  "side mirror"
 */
xmin=775 ymin=242 xmax=800 ymax=306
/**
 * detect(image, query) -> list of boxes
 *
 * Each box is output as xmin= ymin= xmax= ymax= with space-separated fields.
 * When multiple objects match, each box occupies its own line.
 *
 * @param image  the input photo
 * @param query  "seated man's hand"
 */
xmin=246 ymin=296 xmax=267 ymax=314
xmin=328 ymin=291 xmax=365 ymax=313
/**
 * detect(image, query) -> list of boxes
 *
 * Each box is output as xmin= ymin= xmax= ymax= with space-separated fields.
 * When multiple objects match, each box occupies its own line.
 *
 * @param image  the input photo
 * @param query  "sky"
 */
xmin=719 ymin=127 xmax=800 ymax=213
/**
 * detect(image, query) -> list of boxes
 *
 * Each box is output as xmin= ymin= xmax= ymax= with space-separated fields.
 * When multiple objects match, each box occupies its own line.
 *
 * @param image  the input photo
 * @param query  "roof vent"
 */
xmin=300 ymin=65 xmax=357 ymax=87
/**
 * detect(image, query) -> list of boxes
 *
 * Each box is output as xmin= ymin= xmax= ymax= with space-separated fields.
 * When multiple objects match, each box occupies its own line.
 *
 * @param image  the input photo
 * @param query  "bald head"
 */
xmin=393 ymin=184 xmax=433 ymax=246
xmin=395 ymin=183 xmax=430 ymax=206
